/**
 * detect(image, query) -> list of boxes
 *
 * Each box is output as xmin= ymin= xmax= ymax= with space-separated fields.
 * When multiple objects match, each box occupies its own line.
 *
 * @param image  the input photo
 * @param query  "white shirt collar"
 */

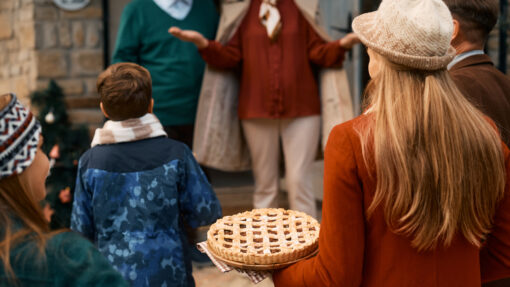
xmin=447 ymin=50 xmax=484 ymax=70
xmin=153 ymin=0 xmax=193 ymax=20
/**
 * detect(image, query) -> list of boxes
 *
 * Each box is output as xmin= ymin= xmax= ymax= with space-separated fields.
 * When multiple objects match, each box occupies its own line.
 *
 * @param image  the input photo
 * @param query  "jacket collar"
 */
xmin=449 ymin=54 xmax=494 ymax=72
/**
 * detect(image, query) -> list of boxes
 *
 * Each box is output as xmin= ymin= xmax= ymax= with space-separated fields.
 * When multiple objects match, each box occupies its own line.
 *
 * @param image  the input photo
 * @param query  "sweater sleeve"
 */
xmin=273 ymin=123 xmax=365 ymax=287
xmin=480 ymin=143 xmax=510 ymax=283
xmin=198 ymin=28 xmax=242 ymax=69
xmin=178 ymin=145 xmax=222 ymax=228
xmin=306 ymin=20 xmax=345 ymax=68
xmin=51 ymin=232 xmax=129 ymax=287
xmin=112 ymin=3 xmax=141 ymax=64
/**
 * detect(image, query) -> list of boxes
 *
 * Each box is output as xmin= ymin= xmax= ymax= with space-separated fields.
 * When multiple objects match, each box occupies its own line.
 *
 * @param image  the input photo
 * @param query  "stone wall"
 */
xmin=0 ymin=0 xmax=37 ymax=106
xmin=0 ymin=0 xmax=104 ymax=129
xmin=34 ymin=0 xmax=104 ymax=128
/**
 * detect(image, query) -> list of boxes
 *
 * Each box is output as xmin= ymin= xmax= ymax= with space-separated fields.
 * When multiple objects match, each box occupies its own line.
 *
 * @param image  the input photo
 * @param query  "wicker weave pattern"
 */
xmin=207 ymin=208 xmax=320 ymax=265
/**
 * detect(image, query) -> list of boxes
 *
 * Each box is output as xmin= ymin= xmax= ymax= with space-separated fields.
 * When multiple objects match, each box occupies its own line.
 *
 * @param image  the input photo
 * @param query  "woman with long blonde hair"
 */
xmin=0 ymin=93 xmax=128 ymax=286
xmin=273 ymin=0 xmax=510 ymax=286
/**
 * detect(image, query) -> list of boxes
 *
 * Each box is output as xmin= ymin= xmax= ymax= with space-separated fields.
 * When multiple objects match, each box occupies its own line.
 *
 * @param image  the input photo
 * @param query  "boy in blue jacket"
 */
xmin=71 ymin=62 xmax=222 ymax=287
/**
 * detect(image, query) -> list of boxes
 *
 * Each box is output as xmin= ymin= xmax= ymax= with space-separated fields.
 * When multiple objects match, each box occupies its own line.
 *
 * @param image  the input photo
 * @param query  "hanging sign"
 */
xmin=53 ymin=0 xmax=90 ymax=11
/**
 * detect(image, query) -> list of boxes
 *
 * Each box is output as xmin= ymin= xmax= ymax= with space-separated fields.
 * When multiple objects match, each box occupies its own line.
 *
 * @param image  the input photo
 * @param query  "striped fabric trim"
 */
xmin=197 ymin=241 xmax=270 ymax=284
xmin=0 ymin=94 xmax=41 ymax=179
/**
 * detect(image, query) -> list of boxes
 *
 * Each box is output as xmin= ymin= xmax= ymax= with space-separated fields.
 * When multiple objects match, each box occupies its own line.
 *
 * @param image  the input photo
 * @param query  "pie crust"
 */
xmin=207 ymin=208 xmax=320 ymax=265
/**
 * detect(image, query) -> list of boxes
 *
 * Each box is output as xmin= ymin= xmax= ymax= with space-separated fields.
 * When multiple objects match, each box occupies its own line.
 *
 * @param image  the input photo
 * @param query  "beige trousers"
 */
xmin=241 ymin=116 xmax=320 ymax=218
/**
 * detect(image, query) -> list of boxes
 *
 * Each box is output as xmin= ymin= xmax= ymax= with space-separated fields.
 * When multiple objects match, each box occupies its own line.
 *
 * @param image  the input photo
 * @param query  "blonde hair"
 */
xmin=360 ymin=53 xmax=506 ymax=251
xmin=0 ymin=176 xmax=53 ymax=285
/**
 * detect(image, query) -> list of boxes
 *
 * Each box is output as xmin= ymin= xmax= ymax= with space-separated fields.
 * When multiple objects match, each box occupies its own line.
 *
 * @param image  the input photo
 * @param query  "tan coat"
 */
xmin=193 ymin=0 xmax=354 ymax=171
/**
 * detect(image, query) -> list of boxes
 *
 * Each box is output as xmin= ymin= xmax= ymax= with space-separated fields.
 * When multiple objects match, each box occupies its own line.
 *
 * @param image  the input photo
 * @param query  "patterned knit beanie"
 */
xmin=352 ymin=0 xmax=456 ymax=70
xmin=0 ymin=94 xmax=42 ymax=179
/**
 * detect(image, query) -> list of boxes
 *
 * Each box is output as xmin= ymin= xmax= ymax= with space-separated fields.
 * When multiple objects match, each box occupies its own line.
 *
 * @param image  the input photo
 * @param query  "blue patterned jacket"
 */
xmin=70 ymin=137 xmax=222 ymax=287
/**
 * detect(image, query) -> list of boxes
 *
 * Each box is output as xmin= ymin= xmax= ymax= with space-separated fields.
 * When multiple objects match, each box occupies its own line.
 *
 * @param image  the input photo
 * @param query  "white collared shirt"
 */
xmin=153 ymin=0 xmax=193 ymax=20
xmin=447 ymin=50 xmax=484 ymax=70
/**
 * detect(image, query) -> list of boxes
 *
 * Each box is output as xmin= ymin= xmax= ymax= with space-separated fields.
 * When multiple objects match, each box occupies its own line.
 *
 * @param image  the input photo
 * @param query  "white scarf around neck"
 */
xmin=91 ymin=113 xmax=167 ymax=147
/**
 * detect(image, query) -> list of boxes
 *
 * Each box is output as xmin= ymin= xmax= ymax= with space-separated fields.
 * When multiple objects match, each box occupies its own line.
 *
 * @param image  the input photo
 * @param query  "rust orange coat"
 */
xmin=273 ymin=114 xmax=510 ymax=287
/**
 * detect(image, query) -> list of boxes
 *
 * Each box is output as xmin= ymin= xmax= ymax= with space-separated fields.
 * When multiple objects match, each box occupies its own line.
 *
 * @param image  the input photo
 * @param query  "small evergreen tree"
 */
xmin=30 ymin=80 xmax=90 ymax=229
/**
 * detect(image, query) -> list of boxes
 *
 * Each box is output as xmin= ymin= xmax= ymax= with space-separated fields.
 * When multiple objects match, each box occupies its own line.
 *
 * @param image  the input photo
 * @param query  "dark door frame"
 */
xmin=102 ymin=0 xmax=109 ymax=69
xmin=499 ymin=0 xmax=508 ymax=73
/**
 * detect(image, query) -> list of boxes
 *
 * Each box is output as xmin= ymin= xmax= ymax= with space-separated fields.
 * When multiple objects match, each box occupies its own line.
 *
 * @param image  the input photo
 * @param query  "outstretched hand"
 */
xmin=169 ymin=27 xmax=209 ymax=49
xmin=339 ymin=33 xmax=361 ymax=50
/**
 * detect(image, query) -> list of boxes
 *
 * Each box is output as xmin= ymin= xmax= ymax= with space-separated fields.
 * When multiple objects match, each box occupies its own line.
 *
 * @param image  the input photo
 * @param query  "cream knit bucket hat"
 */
xmin=352 ymin=0 xmax=456 ymax=70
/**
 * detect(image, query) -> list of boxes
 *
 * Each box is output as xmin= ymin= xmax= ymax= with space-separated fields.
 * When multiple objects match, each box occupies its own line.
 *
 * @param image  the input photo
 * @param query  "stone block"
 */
xmin=37 ymin=79 xmax=84 ymax=95
xmin=18 ymin=50 xmax=30 ymax=61
xmin=35 ymin=79 xmax=48 ymax=91
xmin=34 ymin=5 xmax=58 ymax=20
xmin=6 ymin=39 xmax=19 ymax=51
xmin=36 ymin=22 xmax=58 ymax=48
xmin=84 ymin=77 xmax=97 ymax=94
xmin=0 ymin=0 xmax=16 ymax=11
xmin=9 ymin=64 xmax=21 ymax=76
xmin=0 ymin=13 xmax=13 ymax=40
xmin=61 ymin=5 xmax=102 ymax=19
xmin=21 ymin=62 xmax=32 ymax=74
xmin=59 ymin=79 xmax=84 ymax=95
xmin=18 ymin=22 xmax=36 ymax=48
xmin=72 ymin=21 xmax=84 ymax=47
xmin=65 ymin=96 xmax=100 ymax=109
xmin=67 ymin=108 xmax=104 ymax=125
xmin=58 ymin=21 xmax=72 ymax=47
xmin=85 ymin=21 xmax=101 ymax=48
xmin=71 ymin=49 xmax=103 ymax=76
xmin=18 ymin=4 xmax=34 ymax=21
xmin=0 ymin=53 xmax=7 ymax=65
xmin=12 ymin=76 xmax=32 ymax=100
xmin=20 ymin=0 xmax=35 ymax=6
xmin=0 ymin=67 xmax=8 ymax=78
xmin=36 ymin=50 xmax=68 ymax=78
xmin=33 ymin=0 xmax=53 ymax=5
xmin=8 ymin=52 xmax=18 ymax=63
xmin=0 ymin=79 xmax=9 ymax=95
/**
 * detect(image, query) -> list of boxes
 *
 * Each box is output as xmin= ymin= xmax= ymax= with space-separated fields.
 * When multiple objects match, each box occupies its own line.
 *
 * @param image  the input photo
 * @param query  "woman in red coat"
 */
xmin=273 ymin=0 xmax=510 ymax=286
xmin=169 ymin=0 xmax=358 ymax=219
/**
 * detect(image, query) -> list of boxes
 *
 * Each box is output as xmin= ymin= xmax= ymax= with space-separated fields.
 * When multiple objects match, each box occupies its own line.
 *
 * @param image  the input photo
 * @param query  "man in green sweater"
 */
xmin=112 ymin=0 xmax=219 ymax=148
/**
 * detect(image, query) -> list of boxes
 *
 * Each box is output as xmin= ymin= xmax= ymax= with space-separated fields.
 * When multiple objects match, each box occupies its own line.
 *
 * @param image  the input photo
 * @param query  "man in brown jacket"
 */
xmin=444 ymin=0 xmax=510 ymax=147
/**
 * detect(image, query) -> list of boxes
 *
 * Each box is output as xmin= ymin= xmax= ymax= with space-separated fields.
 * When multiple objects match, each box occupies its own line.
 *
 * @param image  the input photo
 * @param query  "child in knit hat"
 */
xmin=0 ymin=93 xmax=128 ymax=286
xmin=70 ymin=62 xmax=222 ymax=287
xmin=273 ymin=0 xmax=510 ymax=286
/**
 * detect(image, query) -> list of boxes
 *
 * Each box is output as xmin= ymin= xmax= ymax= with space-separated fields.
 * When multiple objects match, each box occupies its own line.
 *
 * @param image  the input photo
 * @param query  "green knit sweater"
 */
xmin=0 ymin=232 xmax=128 ymax=286
xmin=112 ymin=0 xmax=219 ymax=126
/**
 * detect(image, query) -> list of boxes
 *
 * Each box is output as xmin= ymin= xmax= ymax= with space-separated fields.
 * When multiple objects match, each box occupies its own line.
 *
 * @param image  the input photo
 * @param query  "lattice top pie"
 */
xmin=207 ymin=208 xmax=320 ymax=265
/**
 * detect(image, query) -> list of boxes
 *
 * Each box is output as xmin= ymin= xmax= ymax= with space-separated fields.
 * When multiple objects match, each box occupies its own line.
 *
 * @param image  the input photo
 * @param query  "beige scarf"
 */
xmin=91 ymin=113 xmax=167 ymax=147
xmin=259 ymin=0 xmax=281 ymax=40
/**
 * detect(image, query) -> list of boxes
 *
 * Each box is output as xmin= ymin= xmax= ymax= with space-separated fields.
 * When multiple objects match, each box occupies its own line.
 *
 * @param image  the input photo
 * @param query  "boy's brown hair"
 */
xmin=443 ymin=0 xmax=499 ymax=45
xmin=97 ymin=62 xmax=152 ymax=121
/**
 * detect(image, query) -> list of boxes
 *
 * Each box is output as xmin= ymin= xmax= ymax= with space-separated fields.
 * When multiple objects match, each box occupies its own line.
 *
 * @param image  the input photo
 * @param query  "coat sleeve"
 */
xmin=52 ymin=232 xmax=129 ymax=287
xmin=273 ymin=123 xmax=365 ymax=287
xmin=70 ymin=159 xmax=95 ymax=242
xmin=306 ymin=19 xmax=345 ymax=68
xmin=198 ymin=28 xmax=242 ymax=69
xmin=178 ymin=146 xmax=222 ymax=228
xmin=480 ymin=143 xmax=510 ymax=283
xmin=112 ymin=3 xmax=141 ymax=64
